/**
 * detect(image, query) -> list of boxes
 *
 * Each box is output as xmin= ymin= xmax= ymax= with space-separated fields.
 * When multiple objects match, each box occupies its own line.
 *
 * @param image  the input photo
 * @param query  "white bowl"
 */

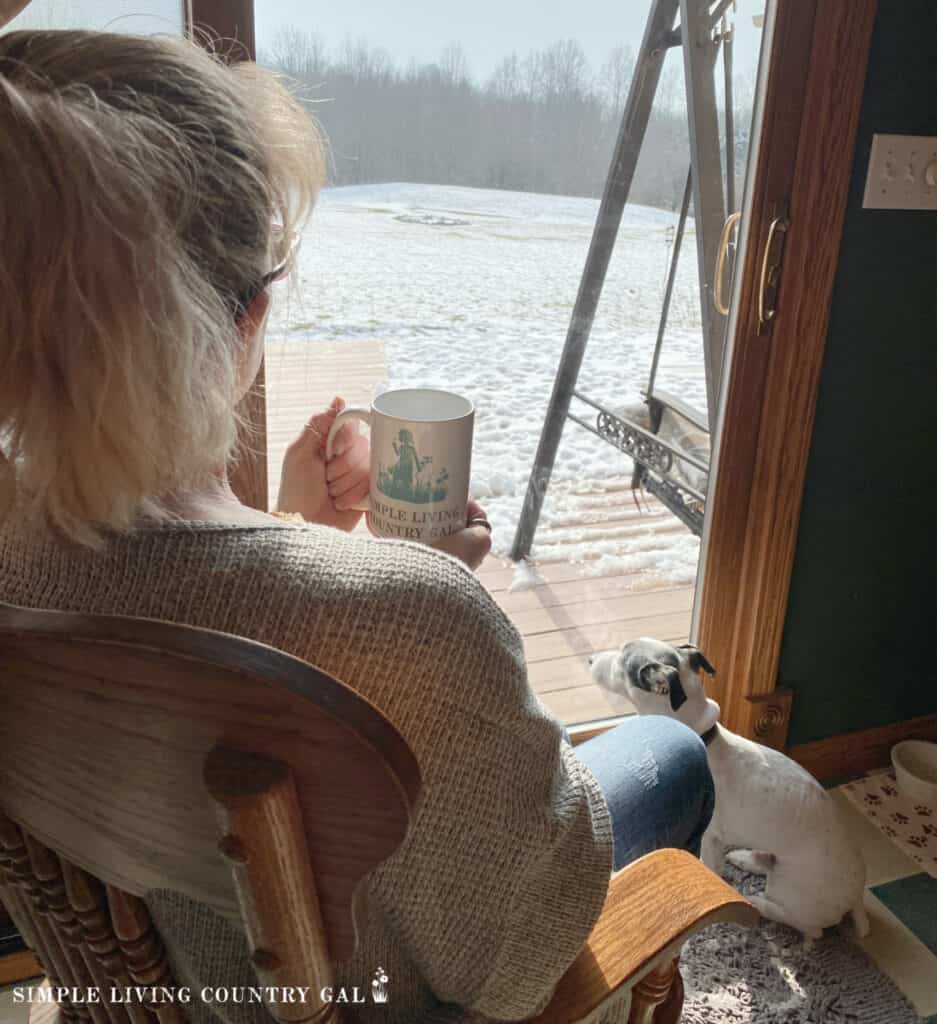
xmin=891 ymin=740 xmax=937 ymax=807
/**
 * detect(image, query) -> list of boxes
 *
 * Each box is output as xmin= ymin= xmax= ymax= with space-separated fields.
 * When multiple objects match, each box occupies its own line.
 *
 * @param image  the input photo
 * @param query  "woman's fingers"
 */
xmin=329 ymin=453 xmax=369 ymax=501
xmin=328 ymin=433 xmax=369 ymax=506
xmin=327 ymin=434 xmax=369 ymax=485
xmin=331 ymin=468 xmax=369 ymax=503
xmin=441 ymin=500 xmax=493 ymax=568
xmin=335 ymin=476 xmax=371 ymax=512
xmin=430 ymin=523 xmax=492 ymax=571
xmin=465 ymin=499 xmax=488 ymax=523
xmin=326 ymin=417 xmax=358 ymax=459
xmin=289 ymin=398 xmax=345 ymax=457
xmin=326 ymin=430 xmax=367 ymax=480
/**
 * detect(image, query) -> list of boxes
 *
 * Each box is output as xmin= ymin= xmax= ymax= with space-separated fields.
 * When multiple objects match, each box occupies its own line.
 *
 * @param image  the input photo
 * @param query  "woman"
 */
xmin=388 ymin=428 xmax=431 ymax=501
xmin=0 ymin=25 xmax=712 ymax=1024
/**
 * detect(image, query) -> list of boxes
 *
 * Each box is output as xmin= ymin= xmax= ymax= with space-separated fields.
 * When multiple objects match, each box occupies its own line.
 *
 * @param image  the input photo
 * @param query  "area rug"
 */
xmin=841 ymin=770 xmax=937 ymax=878
xmin=679 ymin=864 xmax=923 ymax=1023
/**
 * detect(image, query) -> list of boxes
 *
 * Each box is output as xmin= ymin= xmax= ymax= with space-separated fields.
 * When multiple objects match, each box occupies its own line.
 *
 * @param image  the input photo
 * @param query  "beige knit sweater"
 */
xmin=0 ymin=520 xmax=620 ymax=1024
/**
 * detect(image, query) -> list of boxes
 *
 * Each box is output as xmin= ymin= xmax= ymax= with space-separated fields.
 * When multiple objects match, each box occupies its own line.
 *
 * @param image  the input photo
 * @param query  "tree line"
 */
xmin=261 ymin=30 xmax=754 ymax=209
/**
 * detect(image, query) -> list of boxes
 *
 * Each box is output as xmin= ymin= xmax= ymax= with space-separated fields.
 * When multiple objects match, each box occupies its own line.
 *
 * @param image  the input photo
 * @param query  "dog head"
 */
xmin=589 ymin=637 xmax=720 ymax=734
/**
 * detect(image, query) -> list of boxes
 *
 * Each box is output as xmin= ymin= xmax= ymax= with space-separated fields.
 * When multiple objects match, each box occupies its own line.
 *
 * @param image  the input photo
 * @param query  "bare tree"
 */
xmin=268 ymin=26 xmax=327 ymax=82
xmin=261 ymin=33 xmax=696 ymax=210
xmin=540 ymin=39 xmax=590 ymax=100
xmin=487 ymin=53 xmax=522 ymax=99
xmin=439 ymin=42 xmax=470 ymax=86
xmin=337 ymin=35 xmax=392 ymax=82
xmin=656 ymin=64 xmax=684 ymax=115
xmin=521 ymin=49 xmax=544 ymax=101
xmin=599 ymin=44 xmax=635 ymax=115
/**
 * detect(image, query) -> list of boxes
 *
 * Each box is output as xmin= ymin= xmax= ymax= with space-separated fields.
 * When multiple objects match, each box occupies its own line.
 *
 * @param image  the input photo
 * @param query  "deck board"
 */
xmin=265 ymin=338 xmax=695 ymax=726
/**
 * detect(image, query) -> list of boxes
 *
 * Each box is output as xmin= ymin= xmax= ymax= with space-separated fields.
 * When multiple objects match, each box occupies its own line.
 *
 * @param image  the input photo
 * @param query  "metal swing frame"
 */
xmin=511 ymin=0 xmax=740 ymax=557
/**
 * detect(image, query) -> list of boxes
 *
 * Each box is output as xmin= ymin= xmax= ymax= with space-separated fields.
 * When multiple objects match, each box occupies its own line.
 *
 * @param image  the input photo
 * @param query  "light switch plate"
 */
xmin=863 ymin=133 xmax=937 ymax=210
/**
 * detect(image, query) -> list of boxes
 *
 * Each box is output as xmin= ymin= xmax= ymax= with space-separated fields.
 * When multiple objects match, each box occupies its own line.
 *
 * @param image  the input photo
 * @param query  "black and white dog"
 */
xmin=590 ymin=637 xmax=869 ymax=940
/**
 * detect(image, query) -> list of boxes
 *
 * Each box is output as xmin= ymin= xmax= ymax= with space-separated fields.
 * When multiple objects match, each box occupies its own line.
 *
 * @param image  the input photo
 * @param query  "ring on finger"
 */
xmin=467 ymin=516 xmax=492 ymax=532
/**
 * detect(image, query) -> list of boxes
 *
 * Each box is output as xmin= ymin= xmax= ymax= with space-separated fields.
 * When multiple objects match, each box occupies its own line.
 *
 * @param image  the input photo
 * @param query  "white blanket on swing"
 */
xmin=618 ymin=401 xmax=710 ymax=496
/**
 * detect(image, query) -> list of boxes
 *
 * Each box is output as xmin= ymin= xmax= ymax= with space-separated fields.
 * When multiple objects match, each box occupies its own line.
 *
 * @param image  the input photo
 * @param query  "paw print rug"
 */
xmin=842 ymin=770 xmax=937 ymax=878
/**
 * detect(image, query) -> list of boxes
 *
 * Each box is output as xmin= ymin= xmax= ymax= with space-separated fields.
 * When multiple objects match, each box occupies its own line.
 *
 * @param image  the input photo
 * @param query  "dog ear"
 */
xmin=636 ymin=664 xmax=686 ymax=712
xmin=668 ymin=675 xmax=687 ymax=712
xmin=678 ymin=643 xmax=716 ymax=676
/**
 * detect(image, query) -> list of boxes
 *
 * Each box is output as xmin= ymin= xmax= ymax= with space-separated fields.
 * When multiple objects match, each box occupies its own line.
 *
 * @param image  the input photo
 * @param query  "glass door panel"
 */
xmin=256 ymin=0 xmax=775 ymax=727
xmin=6 ymin=0 xmax=184 ymax=33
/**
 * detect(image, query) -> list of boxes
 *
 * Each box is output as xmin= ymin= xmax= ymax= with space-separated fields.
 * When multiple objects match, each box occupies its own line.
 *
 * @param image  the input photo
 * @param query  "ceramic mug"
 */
xmin=325 ymin=388 xmax=474 ymax=542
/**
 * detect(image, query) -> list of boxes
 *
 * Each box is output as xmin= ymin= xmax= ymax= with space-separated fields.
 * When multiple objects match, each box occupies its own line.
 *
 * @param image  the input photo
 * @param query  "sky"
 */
xmin=254 ymin=0 xmax=766 ymax=83
xmin=6 ymin=0 xmax=766 ymax=86
xmin=255 ymin=0 xmax=650 ymax=76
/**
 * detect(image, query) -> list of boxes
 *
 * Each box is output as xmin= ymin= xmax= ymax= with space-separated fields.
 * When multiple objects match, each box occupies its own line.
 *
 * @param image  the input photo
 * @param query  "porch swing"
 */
xmin=511 ymin=0 xmax=755 ymax=556
xmin=622 ymin=158 xmax=739 ymax=535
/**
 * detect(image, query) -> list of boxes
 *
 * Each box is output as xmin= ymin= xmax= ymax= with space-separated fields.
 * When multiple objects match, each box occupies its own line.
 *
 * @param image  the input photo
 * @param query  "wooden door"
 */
xmin=693 ymin=0 xmax=878 ymax=739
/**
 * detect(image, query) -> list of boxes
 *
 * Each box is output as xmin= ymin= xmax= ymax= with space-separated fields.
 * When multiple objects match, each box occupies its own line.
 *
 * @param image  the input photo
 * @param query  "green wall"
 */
xmin=779 ymin=0 xmax=937 ymax=746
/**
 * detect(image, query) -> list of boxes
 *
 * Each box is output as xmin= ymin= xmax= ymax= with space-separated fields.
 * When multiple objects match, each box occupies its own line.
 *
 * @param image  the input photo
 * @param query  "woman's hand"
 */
xmin=428 ymin=500 xmax=492 ymax=571
xmin=276 ymin=397 xmax=370 ymax=532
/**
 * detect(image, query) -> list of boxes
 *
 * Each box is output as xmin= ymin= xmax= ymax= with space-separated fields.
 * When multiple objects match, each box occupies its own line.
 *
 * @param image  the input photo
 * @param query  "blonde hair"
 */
xmin=0 ymin=30 xmax=324 ymax=545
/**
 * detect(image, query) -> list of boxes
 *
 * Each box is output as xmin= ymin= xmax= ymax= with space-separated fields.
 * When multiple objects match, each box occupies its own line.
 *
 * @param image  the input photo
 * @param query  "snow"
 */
xmin=509 ymin=558 xmax=547 ymax=593
xmin=267 ymin=182 xmax=706 ymax=585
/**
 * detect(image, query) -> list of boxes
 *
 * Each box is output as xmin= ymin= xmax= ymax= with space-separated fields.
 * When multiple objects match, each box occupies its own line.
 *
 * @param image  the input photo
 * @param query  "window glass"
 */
xmin=6 ymin=0 xmax=184 ymax=34
xmin=256 ymin=2 xmax=766 ymax=727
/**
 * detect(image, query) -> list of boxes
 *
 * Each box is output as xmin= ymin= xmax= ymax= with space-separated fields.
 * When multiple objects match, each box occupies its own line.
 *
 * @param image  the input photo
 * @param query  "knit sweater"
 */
xmin=0 ymin=520 xmax=619 ymax=1024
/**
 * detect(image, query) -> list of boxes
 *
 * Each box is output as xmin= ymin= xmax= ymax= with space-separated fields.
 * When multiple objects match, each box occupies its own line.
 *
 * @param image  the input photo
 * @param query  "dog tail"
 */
xmin=850 ymin=899 xmax=870 ymax=939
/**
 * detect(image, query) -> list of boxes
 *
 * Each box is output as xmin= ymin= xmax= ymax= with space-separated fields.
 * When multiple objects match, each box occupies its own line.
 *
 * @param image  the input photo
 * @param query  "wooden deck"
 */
xmin=477 ymin=553 xmax=693 ymax=724
xmin=265 ymin=340 xmax=695 ymax=726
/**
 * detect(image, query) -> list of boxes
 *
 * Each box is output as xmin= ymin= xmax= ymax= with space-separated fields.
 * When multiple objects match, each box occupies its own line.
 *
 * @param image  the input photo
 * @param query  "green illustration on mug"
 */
xmin=377 ymin=429 xmax=450 ymax=503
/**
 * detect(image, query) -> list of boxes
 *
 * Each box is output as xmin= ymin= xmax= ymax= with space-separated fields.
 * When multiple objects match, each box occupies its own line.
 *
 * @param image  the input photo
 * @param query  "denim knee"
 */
xmin=671 ymin=720 xmax=712 ymax=856
xmin=574 ymin=715 xmax=716 ymax=866
xmin=649 ymin=717 xmax=715 ymax=850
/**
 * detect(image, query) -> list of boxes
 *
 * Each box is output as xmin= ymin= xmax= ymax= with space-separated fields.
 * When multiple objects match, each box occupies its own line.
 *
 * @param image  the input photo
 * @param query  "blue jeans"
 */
xmin=573 ymin=717 xmax=715 ymax=871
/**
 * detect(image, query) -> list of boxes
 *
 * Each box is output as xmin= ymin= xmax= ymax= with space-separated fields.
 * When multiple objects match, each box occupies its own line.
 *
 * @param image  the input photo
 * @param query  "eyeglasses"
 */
xmin=234 ymin=227 xmax=298 ymax=318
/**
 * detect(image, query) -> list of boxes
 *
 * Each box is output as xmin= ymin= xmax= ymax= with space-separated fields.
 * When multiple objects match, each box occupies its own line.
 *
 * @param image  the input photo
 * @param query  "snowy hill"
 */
xmin=267 ymin=183 xmax=707 ymax=583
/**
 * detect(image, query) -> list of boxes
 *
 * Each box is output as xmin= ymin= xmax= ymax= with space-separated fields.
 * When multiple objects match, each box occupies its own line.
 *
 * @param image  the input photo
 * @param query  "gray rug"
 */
xmin=680 ymin=865 xmax=923 ymax=1023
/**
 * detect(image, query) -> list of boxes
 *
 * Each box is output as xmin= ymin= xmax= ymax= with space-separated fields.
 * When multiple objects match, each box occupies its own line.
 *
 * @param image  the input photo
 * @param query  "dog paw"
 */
xmin=748 ymin=894 xmax=822 ymax=939
xmin=727 ymin=849 xmax=776 ymax=874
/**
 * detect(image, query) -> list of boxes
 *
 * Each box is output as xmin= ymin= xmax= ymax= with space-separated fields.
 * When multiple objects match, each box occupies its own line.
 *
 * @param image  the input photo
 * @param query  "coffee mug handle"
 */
xmin=325 ymin=407 xmax=372 ymax=512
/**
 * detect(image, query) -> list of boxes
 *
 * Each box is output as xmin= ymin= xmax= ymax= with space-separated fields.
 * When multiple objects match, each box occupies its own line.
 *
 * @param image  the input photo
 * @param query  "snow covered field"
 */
xmin=265 ymin=182 xmax=707 ymax=586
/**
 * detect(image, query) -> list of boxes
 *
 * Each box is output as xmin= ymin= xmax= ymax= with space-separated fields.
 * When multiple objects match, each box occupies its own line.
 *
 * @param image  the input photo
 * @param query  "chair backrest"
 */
xmin=0 ymin=601 xmax=421 ymax=1023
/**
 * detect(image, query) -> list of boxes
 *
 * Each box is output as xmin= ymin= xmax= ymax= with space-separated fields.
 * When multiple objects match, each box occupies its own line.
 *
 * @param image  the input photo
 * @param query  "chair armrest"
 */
xmin=529 ymin=848 xmax=758 ymax=1024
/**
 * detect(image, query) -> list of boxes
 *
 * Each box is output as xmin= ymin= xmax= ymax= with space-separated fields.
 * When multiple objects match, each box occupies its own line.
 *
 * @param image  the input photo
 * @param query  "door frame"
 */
xmin=188 ymin=0 xmax=269 ymax=513
xmin=187 ymin=0 xmax=255 ymax=58
xmin=693 ymin=0 xmax=878 ymax=738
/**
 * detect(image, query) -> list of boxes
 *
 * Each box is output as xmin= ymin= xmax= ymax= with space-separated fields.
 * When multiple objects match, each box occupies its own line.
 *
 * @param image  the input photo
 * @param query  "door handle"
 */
xmin=714 ymin=212 xmax=741 ymax=316
xmin=758 ymin=205 xmax=790 ymax=330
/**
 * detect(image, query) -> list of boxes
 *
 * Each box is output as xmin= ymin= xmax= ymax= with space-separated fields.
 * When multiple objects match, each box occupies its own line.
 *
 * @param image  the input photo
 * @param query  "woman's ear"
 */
xmin=237 ymin=289 xmax=271 ymax=341
xmin=235 ymin=289 xmax=271 ymax=396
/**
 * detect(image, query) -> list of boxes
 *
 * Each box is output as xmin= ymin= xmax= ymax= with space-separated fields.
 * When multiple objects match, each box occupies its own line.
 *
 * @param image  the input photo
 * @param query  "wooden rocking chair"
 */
xmin=0 ymin=601 xmax=756 ymax=1024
